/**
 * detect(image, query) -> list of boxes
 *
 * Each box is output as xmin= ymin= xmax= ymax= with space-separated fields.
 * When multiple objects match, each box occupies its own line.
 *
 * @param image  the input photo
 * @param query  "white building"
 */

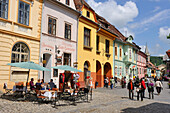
xmin=40 ymin=0 xmax=79 ymax=87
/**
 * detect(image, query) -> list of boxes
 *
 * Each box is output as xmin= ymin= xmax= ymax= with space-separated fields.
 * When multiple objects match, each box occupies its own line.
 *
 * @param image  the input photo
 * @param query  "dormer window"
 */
xmin=87 ymin=11 xmax=90 ymax=17
xmin=66 ymin=0 xmax=69 ymax=5
xmin=105 ymin=24 xmax=108 ymax=28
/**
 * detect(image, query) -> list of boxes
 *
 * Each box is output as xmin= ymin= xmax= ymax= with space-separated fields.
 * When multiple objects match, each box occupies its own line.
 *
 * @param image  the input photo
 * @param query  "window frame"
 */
xmin=0 ymin=0 xmax=9 ymax=19
xmin=65 ymin=0 xmax=70 ymax=5
xmin=115 ymin=46 xmax=117 ymax=56
xmin=64 ymin=23 xmax=71 ymax=40
xmin=120 ymin=48 xmax=122 ymax=57
xmin=87 ymin=11 xmax=90 ymax=17
xmin=11 ymin=42 xmax=30 ymax=63
xmin=105 ymin=39 xmax=110 ymax=53
xmin=115 ymin=67 xmax=117 ymax=75
xmin=96 ymin=35 xmax=99 ymax=51
xmin=84 ymin=27 xmax=91 ymax=47
xmin=18 ymin=0 xmax=30 ymax=26
xmin=63 ymin=53 xmax=71 ymax=66
xmin=48 ymin=17 xmax=56 ymax=35
xmin=129 ymin=49 xmax=132 ymax=59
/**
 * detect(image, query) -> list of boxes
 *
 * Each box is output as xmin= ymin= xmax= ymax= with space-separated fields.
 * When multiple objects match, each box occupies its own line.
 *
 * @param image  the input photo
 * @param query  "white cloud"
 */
xmin=150 ymin=43 xmax=164 ymax=55
xmin=158 ymin=27 xmax=170 ymax=42
xmin=129 ymin=9 xmax=170 ymax=29
xmin=152 ymin=6 xmax=160 ymax=13
xmin=139 ymin=45 xmax=146 ymax=53
xmin=87 ymin=0 xmax=139 ymax=28
xmin=120 ymin=27 xmax=135 ymax=37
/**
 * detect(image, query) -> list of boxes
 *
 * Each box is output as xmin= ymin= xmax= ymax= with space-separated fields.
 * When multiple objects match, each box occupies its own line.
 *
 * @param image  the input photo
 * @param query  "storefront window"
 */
xmin=11 ymin=42 xmax=29 ymax=63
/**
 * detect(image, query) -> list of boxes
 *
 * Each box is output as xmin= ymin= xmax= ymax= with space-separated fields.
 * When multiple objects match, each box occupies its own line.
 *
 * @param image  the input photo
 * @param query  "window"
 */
xmin=105 ymin=39 xmax=109 ymax=53
xmin=120 ymin=67 xmax=122 ymax=75
xmin=115 ymin=46 xmax=117 ymax=56
xmin=129 ymin=49 xmax=132 ymax=59
xmin=0 ymin=0 xmax=8 ymax=19
xmin=48 ymin=17 xmax=56 ymax=35
xmin=53 ymin=69 xmax=58 ymax=77
xmin=115 ymin=67 xmax=117 ymax=75
xmin=87 ymin=11 xmax=90 ymax=17
xmin=120 ymin=48 xmax=122 ymax=57
xmin=63 ymin=53 xmax=71 ymax=66
xmin=18 ymin=1 xmax=30 ymax=26
xmin=66 ymin=0 xmax=69 ymax=5
xmin=96 ymin=35 xmax=99 ymax=51
xmin=84 ymin=27 xmax=91 ymax=47
xmin=126 ymin=67 xmax=128 ymax=75
xmin=65 ymin=23 xmax=71 ymax=40
xmin=11 ymin=42 xmax=29 ymax=63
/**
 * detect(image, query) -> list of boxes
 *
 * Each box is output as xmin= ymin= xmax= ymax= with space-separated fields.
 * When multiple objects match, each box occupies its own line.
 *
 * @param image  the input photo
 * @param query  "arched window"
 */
xmin=11 ymin=42 xmax=29 ymax=63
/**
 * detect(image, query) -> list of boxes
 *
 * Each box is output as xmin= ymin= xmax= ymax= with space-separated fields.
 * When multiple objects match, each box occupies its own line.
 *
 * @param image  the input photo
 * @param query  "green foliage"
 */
xmin=150 ymin=56 xmax=164 ymax=66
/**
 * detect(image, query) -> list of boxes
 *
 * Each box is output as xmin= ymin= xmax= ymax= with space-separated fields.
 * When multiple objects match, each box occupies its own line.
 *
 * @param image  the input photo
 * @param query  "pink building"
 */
xmin=137 ymin=51 xmax=147 ymax=79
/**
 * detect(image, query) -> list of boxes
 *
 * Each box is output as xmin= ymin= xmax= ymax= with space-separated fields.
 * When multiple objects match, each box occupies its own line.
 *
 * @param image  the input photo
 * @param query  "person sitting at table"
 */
xmin=41 ymin=79 xmax=46 ymax=90
xmin=35 ymin=79 xmax=42 ymax=90
xmin=48 ymin=79 xmax=55 ymax=90
xmin=30 ymin=78 xmax=35 ymax=90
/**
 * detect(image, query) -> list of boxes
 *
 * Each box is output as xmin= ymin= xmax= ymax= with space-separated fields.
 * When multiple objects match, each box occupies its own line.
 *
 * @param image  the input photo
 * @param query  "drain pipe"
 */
xmin=38 ymin=0 xmax=45 ymax=79
xmin=76 ymin=12 xmax=82 ymax=69
xmin=96 ymin=24 xmax=101 ymax=33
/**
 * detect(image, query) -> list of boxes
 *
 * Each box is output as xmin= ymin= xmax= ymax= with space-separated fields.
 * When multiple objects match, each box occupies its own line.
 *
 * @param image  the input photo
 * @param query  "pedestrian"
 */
xmin=121 ymin=77 xmax=125 ymax=88
xmin=134 ymin=77 xmax=140 ymax=87
xmin=136 ymin=82 xmax=143 ymax=101
xmin=95 ymin=81 xmax=98 ymax=89
xmin=141 ymin=79 xmax=146 ymax=98
xmin=110 ymin=77 xmax=114 ymax=89
xmin=155 ymin=78 xmax=163 ymax=95
xmin=148 ymin=80 xmax=154 ymax=99
xmin=104 ymin=76 xmax=107 ymax=88
xmin=114 ymin=77 xmax=117 ymax=88
xmin=29 ymin=78 xmax=35 ymax=91
xmin=106 ymin=77 xmax=109 ymax=88
xmin=127 ymin=79 xmax=134 ymax=100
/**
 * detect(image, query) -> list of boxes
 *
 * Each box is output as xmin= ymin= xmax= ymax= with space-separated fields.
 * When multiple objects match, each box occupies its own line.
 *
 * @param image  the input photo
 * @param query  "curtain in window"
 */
xmin=0 ymin=0 xmax=8 ymax=19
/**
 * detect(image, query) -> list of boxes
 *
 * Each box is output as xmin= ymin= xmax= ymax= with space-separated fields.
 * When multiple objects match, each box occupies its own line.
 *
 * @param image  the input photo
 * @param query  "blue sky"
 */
xmin=86 ymin=0 xmax=170 ymax=56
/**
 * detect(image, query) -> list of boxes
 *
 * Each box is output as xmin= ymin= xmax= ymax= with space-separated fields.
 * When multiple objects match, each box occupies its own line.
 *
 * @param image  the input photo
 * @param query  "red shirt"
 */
xmin=130 ymin=82 xmax=133 ymax=90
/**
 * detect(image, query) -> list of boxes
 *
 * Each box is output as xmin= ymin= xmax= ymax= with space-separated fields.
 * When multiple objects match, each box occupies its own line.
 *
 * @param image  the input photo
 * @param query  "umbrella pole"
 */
xmin=25 ymin=69 xmax=30 ymax=93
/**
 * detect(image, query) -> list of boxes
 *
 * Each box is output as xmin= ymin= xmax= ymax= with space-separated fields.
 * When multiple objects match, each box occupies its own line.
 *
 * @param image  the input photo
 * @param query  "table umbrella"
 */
xmin=7 ymin=61 xmax=50 ymax=92
xmin=51 ymin=65 xmax=82 ymax=72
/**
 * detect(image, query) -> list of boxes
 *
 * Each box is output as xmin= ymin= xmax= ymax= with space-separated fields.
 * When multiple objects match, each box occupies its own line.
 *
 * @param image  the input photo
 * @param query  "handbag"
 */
xmin=136 ymin=88 xmax=139 ymax=92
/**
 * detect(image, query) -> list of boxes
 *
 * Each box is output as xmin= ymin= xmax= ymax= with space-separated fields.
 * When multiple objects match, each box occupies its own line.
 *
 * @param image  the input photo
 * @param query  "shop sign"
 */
xmin=56 ymin=56 xmax=62 ymax=65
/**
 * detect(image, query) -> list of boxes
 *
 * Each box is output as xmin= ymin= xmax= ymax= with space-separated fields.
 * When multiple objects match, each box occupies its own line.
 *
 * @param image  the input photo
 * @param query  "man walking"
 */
xmin=127 ymin=79 xmax=134 ymax=100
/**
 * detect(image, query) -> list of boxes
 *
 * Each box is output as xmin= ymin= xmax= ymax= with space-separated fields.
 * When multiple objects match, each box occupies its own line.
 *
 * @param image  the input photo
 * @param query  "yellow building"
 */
xmin=0 ymin=0 xmax=43 ymax=91
xmin=74 ymin=0 xmax=117 ymax=87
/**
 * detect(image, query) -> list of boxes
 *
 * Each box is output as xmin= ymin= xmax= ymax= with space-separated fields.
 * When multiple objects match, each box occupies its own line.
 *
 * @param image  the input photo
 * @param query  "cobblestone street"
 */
xmin=0 ymin=81 xmax=169 ymax=113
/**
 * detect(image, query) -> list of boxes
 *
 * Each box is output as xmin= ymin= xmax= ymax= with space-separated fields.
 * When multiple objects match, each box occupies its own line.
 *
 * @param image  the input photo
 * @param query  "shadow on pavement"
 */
xmin=121 ymin=102 xmax=170 ymax=113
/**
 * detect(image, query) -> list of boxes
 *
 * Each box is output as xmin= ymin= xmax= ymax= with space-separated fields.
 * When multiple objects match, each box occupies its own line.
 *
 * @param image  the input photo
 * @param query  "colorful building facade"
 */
xmin=137 ymin=50 xmax=147 ymax=79
xmin=74 ymin=0 xmax=117 ymax=87
xmin=0 ymin=0 xmax=43 ymax=91
xmin=40 ymin=0 xmax=79 ymax=87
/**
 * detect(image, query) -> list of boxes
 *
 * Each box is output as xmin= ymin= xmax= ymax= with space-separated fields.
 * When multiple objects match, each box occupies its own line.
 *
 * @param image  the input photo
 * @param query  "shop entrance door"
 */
xmin=43 ymin=53 xmax=51 ymax=83
xmin=96 ymin=60 xmax=102 ymax=87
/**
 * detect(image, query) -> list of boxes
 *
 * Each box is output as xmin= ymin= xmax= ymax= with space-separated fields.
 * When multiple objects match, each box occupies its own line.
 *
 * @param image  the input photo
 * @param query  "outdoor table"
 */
xmin=40 ymin=90 xmax=56 ymax=100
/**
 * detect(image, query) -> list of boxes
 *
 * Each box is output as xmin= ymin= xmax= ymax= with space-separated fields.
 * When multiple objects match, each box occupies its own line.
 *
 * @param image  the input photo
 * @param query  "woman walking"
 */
xmin=148 ymin=80 xmax=154 ymax=99
xmin=155 ymin=78 xmax=163 ymax=95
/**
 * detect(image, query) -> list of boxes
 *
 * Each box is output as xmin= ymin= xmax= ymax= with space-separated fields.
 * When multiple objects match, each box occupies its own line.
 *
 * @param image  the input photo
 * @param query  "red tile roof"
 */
xmin=166 ymin=50 xmax=170 ymax=58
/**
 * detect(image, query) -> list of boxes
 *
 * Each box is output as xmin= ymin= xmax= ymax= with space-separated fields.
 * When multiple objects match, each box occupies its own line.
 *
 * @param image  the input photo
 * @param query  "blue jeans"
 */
xmin=110 ymin=84 xmax=113 ymax=89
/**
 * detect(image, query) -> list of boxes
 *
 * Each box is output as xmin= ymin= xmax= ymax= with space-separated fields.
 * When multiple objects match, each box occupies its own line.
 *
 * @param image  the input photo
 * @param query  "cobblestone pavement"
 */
xmin=0 ymin=81 xmax=169 ymax=113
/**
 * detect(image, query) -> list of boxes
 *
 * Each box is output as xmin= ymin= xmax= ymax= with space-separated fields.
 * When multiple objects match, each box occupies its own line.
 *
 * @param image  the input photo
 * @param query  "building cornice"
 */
xmin=0 ymin=29 xmax=40 ymax=41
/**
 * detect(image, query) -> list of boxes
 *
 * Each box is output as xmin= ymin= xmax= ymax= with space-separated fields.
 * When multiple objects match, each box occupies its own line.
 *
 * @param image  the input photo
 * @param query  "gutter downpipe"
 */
xmin=76 ymin=12 xmax=82 ymax=69
xmin=38 ymin=0 xmax=45 ymax=79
